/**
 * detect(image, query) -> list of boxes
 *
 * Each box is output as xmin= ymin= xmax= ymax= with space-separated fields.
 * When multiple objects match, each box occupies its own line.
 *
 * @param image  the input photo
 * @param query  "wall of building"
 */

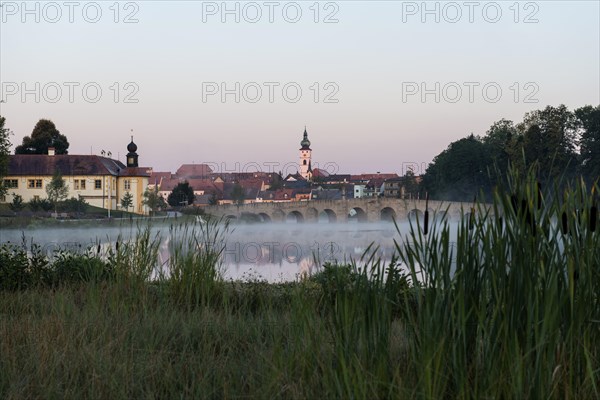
xmin=2 ymin=174 xmax=149 ymax=215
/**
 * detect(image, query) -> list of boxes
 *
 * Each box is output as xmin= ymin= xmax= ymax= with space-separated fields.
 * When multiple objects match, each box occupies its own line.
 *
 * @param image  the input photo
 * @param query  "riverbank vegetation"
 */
xmin=1 ymin=168 xmax=599 ymax=398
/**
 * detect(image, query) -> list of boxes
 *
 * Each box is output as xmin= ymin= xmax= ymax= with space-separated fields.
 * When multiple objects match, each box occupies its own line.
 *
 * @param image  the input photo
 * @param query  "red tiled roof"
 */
xmin=312 ymin=168 xmax=330 ymax=178
xmin=149 ymin=171 xmax=172 ymax=184
xmin=350 ymin=173 xmax=399 ymax=181
xmin=7 ymin=154 xmax=131 ymax=176
xmin=175 ymin=164 xmax=213 ymax=178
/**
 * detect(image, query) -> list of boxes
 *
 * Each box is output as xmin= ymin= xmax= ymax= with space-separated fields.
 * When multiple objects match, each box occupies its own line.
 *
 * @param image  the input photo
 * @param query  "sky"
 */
xmin=1 ymin=0 xmax=599 ymax=176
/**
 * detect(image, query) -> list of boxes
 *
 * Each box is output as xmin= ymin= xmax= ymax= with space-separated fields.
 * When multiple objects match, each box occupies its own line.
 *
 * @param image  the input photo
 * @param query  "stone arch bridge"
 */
xmin=203 ymin=198 xmax=476 ymax=223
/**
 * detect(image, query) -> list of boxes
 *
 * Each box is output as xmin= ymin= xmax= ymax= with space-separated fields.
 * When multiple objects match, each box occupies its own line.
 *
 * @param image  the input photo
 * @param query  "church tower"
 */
xmin=126 ymin=136 xmax=139 ymax=168
xmin=299 ymin=127 xmax=312 ymax=180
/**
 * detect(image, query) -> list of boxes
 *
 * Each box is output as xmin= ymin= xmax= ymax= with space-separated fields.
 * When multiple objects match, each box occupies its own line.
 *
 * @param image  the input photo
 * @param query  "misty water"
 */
xmin=0 ymin=218 xmax=443 ymax=282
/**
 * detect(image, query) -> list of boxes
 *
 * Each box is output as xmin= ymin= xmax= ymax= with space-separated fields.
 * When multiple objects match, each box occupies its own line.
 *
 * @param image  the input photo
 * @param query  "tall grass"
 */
xmin=397 ymin=167 xmax=600 ymax=398
xmin=165 ymin=218 xmax=229 ymax=308
xmin=1 ymin=168 xmax=598 ymax=398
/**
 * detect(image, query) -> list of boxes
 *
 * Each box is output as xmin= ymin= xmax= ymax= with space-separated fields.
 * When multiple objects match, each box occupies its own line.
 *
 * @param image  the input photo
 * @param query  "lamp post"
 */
xmin=107 ymin=177 xmax=111 ymax=218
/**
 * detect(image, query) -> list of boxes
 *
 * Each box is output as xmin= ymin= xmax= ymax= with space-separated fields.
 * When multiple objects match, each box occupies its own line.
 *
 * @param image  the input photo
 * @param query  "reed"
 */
xmin=1 ymin=166 xmax=598 ymax=398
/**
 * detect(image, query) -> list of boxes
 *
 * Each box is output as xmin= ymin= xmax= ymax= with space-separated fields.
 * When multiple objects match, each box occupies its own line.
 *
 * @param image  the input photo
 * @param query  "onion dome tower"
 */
xmin=126 ymin=136 xmax=138 ymax=168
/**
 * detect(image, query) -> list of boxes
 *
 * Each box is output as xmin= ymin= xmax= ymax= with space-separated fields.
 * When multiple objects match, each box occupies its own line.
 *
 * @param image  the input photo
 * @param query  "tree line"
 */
xmin=421 ymin=104 xmax=600 ymax=201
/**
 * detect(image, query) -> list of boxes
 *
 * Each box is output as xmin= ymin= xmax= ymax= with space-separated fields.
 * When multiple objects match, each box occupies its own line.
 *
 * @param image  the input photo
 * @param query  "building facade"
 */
xmin=1 ymin=139 xmax=150 ymax=214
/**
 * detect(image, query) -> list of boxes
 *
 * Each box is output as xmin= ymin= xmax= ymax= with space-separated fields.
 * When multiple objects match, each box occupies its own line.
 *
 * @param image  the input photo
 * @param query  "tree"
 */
xmin=9 ymin=194 xmax=24 ymax=212
xmin=422 ymin=134 xmax=490 ymax=201
xmin=121 ymin=192 xmax=133 ymax=213
xmin=402 ymin=169 xmax=420 ymax=199
xmin=517 ymin=105 xmax=578 ymax=181
xmin=15 ymin=119 xmax=69 ymax=155
xmin=142 ymin=187 xmax=166 ymax=216
xmin=167 ymin=181 xmax=195 ymax=207
xmin=62 ymin=196 xmax=88 ymax=213
xmin=482 ymin=119 xmax=517 ymax=174
xmin=46 ymin=170 xmax=69 ymax=213
xmin=575 ymin=105 xmax=600 ymax=181
xmin=0 ymin=116 xmax=12 ymax=197
xmin=208 ymin=191 xmax=219 ymax=206
xmin=231 ymin=182 xmax=245 ymax=205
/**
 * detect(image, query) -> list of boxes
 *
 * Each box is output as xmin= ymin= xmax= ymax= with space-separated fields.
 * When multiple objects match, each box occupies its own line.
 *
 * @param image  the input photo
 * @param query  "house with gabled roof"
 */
xmin=1 ymin=138 xmax=151 ymax=214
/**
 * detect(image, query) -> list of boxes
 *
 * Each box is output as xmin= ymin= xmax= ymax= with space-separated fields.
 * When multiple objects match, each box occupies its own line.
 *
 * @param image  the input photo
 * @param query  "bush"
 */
xmin=52 ymin=251 xmax=114 ymax=285
xmin=0 ymin=243 xmax=31 ymax=290
xmin=29 ymin=197 xmax=52 ymax=212
xmin=9 ymin=194 xmax=25 ymax=211
xmin=60 ymin=197 xmax=89 ymax=213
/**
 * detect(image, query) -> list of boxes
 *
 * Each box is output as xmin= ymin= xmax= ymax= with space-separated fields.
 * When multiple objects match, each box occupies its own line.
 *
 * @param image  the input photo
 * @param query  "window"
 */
xmin=74 ymin=179 xmax=86 ymax=190
xmin=124 ymin=180 xmax=131 ymax=190
xmin=28 ymin=179 xmax=42 ymax=189
xmin=3 ymin=179 xmax=18 ymax=189
xmin=33 ymin=195 xmax=40 ymax=201
xmin=95 ymin=179 xmax=102 ymax=189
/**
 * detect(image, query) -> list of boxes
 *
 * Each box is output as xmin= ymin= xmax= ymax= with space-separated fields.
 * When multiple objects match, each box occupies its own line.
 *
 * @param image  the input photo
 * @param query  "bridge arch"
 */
xmin=380 ymin=207 xmax=397 ymax=222
xmin=318 ymin=209 xmax=337 ymax=223
xmin=286 ymin=210 xmax=304 ymax=223
xmin=306 ymin=207 xmax=318 ymax=222
xmin=408 ymin=209 xmax=423 ymax=221
xmin=348 ymin=207 xmax=367 ymax=223
xmin=434 ymin=209 xmax=450 ymax=223
xmin=272 ymin=209 xmax=285 ymax=222
xmin=258 ymin=212 xmax=271 ymax=223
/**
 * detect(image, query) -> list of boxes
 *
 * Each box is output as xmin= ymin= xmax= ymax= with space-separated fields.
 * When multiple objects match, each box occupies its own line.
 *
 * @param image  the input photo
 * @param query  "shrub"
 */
xmin=52 ymin=251 xmax=114 ymax=285
xmin=0 ymin=243 xmax=31 ymax=290
xmin=60 ymin=197 xmax=89 ymax=213
xmin=9 ymin=194 xmax=25 ymax=212
xmin=29 ymin=197 xmax=52 ymax=212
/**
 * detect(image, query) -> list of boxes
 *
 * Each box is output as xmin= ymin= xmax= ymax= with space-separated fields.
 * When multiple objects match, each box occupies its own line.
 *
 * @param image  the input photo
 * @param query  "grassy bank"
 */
xmin=1 ymin=169 xmax=599 ymax=399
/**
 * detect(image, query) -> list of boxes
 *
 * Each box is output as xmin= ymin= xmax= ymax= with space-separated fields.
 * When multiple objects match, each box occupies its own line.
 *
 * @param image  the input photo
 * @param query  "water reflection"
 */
xmin=0 ymin=221 xmax=429 ymax=282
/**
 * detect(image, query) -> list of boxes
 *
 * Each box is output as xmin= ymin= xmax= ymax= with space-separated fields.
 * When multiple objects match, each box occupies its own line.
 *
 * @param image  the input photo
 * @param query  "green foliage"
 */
xmin=0 ymin=243 xmax=31 ymax=290
xmin=120 ymin=191 xmax=133 ymax=212
xmin=28 ymin=197 xmax=53 ymax=212
xmin=15 ymin=119 xmax=69 ymax=155
xmin=1 ymin=172 xmax=599 ymax=399
xmin=423 ymin=104 xmax=599 ymax=201
xmin=268 ymin=173 xmax=283 ymax=190
xmin=575 ymin=104 xmax=600 ymax=180
xmin=46 ymin=170 xmax=69 ymax=211
xmin=51 ymin=252 xmax=113 ymax=285
xmin=0 ymin=116 xmax=11 ymax=197
xmin=402 ymin=169 xmax=420 ymax=198
xmin=106 ymin=226 xmax=160 ymax=287
xmin=167 ymin=218 xmax=228 ymax=308
xmin=422 ymin=134 xmax=490 ymax=201
xmin=142 ymin=187 xmax=166 ymax=215
xmin=0 ymin=240 xmax=52 ymax=290
xmin=397 ymin=164 xmax=600 ymax=398
xmin=9 ymin=194 xmax=24 ymax=211
xmin=60 ymin=196 xmax=88 ymax=213
xmin=167 ymin=181 xmax=195 ymax=207
xmin=208 ymin=191 xmax=218 ymax=205
xmin=230 ymin=182 xmax=245 ymax=205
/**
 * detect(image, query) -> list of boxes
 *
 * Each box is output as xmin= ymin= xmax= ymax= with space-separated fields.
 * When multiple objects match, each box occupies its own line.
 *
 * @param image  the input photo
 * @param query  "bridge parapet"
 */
xmin=203 ymin=198 xmax=481 ymax=223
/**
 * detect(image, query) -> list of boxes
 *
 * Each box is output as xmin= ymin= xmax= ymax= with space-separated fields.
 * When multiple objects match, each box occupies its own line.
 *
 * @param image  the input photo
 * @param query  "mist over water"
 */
xmin=0 ymin=219 xmax=454 ymax=282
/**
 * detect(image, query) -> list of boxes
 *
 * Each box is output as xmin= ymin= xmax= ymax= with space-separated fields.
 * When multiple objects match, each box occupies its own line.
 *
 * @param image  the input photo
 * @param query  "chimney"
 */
xmin=48 ymin=147 xmax=55 ymax=156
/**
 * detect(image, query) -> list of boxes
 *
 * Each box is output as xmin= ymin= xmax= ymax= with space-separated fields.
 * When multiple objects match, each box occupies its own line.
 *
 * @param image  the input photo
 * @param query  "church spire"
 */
xmin=300 ymin=127 xmax=311 ymax=150
xmin=299 ymin=127 xmax=312 ymax=180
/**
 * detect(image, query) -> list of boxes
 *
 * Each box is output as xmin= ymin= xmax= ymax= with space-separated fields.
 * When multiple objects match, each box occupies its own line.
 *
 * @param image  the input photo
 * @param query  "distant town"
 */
xmin=1 ymin=124 xmax=421 ymax=216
